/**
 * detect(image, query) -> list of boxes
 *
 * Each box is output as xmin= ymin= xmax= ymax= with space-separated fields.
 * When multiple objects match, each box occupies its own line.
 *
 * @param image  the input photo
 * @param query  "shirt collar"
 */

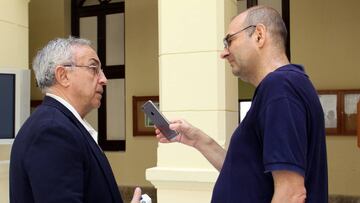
xmin=45 ymin=93 xmax=98 ymax=143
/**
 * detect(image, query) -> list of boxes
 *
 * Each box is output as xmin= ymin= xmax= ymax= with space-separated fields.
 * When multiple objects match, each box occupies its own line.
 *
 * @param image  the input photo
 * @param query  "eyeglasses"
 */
xmin=63 ymin=64 xmax=103 ymax=76
xmin=223 ymin=25 xmax=256 ymax=49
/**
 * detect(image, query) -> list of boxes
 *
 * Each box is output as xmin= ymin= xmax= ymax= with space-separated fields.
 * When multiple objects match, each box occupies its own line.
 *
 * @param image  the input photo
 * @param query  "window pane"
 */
xmin=83 ymin=0 xmax=124 ymax=5
xmin=237 ymin=0 xmax=247 ymax=13
xmin=106 ymin=79 xmax=125 ymax=140
xmin=319 ymin=94 xmax=337 ymax=128
xmin=85 ymin=108 xmax=98 ymax=131
xmin=83 ymin=0 xmax=100 ymax=6
xmin=258 ymin=0 xmax=282 ymax=15
xmin=106 ymin=13 xmax=124 ymax=66
xmin=80 ymin=16 xmax=98 ymax=51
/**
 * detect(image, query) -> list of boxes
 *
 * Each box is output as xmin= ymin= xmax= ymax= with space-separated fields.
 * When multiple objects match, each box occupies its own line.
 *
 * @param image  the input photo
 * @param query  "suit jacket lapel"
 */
xmin=42 ymin=96 xmax=122 ymax=202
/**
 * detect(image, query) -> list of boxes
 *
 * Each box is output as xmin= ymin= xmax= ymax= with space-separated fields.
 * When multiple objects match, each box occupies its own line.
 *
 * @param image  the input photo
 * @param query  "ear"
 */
xmin=54 ymin=66 xmax=70 ymax=87
xmin=254 ymin=24 xmax=266 ymax=48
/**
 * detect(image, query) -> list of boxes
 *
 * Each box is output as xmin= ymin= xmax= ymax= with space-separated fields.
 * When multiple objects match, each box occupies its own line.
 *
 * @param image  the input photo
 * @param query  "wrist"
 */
xmin=193 ymin=129 xmax=213 ymax=150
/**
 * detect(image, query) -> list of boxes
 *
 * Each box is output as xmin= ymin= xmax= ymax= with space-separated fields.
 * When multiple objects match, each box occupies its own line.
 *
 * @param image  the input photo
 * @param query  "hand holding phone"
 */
xmin=142 ymin=100 xmax=178 ymax=140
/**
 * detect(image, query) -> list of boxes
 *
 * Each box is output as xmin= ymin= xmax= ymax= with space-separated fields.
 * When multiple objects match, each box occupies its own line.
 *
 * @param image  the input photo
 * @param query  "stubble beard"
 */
xmin=231 ymin=63 xmax=249 ymax=83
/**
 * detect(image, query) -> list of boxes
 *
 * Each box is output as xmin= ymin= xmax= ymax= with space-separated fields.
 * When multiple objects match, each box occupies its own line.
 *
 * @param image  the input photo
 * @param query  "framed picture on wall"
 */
xmin=342 ymin=91 xmax=360 ymax=134
xmin=318 ymin=91 xmax=340 ymax=134
xmin=132 ymin=96 xmax=159 ymax=136
xmin=318 ymin=89 xmax=360 ymax=135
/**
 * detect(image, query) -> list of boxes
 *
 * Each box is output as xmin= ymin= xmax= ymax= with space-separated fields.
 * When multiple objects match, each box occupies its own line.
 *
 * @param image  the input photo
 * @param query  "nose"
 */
xmin=220 ymin=48 xmax=230 ymax=59
xmin=98 ymin=70 xmax=108 ymax=85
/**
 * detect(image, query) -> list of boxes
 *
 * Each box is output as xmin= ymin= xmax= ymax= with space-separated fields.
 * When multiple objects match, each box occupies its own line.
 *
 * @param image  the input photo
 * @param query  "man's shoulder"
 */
xmin=16 ymin=104 xmax=78 ymax=141
xmin=31 ymin=104 xmax=70 ymax=124
xmin=268 ymin=64 xmax=303 ymax=78
xmin=261 ymin=65 xmax=309 ymax=91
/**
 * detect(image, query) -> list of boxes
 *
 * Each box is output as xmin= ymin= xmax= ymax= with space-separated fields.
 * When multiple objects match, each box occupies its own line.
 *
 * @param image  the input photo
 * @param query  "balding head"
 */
xmin=220 ymin=6 xmax=289 ymax=86
xmin=241 ymin=6 xmax=287 ymax=51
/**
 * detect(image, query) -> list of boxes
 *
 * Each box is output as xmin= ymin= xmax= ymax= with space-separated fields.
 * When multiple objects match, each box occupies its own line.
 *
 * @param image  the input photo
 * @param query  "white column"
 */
xmin=146 ymin=0 xmax=238 ymax=202
xmin=0 ymin=0 xmax=30 ymax=202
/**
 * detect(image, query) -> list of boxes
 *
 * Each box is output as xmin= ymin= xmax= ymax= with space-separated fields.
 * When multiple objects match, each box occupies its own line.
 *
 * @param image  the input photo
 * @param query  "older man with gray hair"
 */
xmin=10 ymin=37 xmax=142 ymax=203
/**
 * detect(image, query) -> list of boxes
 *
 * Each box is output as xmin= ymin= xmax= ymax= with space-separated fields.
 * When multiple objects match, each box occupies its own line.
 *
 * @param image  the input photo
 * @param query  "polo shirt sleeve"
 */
xmin=261 ymin=97 xmax=307 ymax=177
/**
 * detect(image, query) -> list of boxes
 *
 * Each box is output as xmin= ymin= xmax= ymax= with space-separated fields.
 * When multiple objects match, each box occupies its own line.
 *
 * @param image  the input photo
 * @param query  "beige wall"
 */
xmin=29 ymin=0 xmax=71 ymax=100
xmin=0 ymin=0 xmax=29 ymax=69
xmin=291 ymin=0 xmax=360 ymax=196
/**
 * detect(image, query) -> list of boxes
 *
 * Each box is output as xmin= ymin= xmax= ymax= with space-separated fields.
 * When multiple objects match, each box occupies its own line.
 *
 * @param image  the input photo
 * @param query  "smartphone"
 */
xmin=142 ymin=100 xmax=178 ymax=140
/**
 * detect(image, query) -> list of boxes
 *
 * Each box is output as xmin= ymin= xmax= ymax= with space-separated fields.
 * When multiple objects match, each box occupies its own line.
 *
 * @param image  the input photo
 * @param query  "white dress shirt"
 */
xmin=46 ymin=93 xmax=98 ymax=144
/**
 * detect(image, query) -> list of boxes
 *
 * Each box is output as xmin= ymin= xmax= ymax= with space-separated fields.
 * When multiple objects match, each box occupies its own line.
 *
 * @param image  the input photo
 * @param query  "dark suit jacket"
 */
xmin=10 ymin=96 xmax=123 ymax=203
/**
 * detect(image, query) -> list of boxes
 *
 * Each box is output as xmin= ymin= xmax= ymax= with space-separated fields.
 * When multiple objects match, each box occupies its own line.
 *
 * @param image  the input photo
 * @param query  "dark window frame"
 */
xmin=71 ymin=0 xmax=126 ymax=151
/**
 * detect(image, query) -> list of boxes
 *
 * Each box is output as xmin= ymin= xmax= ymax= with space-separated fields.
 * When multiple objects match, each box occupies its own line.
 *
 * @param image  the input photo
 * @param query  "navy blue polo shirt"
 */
xmin=211 ymin=64 xmax=328 ymax=203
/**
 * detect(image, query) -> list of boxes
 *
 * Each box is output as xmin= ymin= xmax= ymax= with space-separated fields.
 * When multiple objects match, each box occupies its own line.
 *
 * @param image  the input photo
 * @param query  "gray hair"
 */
xmin=244 ymin=6 xmax=287 ymax=50
xmin=32 ymin=36 xmax=91 ymax=91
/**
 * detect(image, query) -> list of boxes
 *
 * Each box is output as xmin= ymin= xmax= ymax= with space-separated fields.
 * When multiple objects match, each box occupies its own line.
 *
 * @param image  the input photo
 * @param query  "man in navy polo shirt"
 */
xmin=156 ymin=5 xmax=328 ymax=203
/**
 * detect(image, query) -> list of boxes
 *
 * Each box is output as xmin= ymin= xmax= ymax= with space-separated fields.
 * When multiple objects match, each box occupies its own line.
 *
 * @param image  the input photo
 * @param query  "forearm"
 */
xmin=193 ymin=130 xmax=226 ymax=171
xmin=271 ymin=170 xmax=306 ymax=203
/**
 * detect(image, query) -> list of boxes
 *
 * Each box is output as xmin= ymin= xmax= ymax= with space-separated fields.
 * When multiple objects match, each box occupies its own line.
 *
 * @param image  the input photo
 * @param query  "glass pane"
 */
xmin=258 ymin=0 xmax=282 ymax=16
xmin=83 ymin=0 xmax=124 ymax=5
xmin=80 ymin=16 xmax=98 ymax=51
xmin=83 ymin=0 xmax=100 ymax=6
xmin=106 ymin=13 xmax=125 ymax=66
xmin=85 ymin=108 xmax=98 ymax=131
xmin=319 ymin=94 xmax=337 ymax=128
xmin=237 ymin=0 xmax=247 ymax=13
xmin=106 ymin=79 xmax=125 ymax=140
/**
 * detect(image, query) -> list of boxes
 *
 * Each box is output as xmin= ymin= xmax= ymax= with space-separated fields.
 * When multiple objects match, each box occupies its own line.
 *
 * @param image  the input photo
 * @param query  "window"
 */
xmin=72 ymin=0 xmax=125 ymax=151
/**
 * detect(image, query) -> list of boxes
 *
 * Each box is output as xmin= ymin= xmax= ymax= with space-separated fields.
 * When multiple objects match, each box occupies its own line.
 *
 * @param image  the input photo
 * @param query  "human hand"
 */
xmin=155 ymin=119 xmax=202 ymax=148
xmin=156 ymin=119 xmax=226 ymax=171
xmin=130 ymin=187 xmax=142 ymax=203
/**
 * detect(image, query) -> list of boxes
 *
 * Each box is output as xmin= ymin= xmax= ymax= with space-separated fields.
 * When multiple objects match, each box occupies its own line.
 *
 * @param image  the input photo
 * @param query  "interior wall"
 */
xmin=291 ymin=0 xmax=360 ymax=196
xmin=29 ymin=0 xmax=71 ymax=100
xmin=0 ymin=0 xmax=29 ymax=69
